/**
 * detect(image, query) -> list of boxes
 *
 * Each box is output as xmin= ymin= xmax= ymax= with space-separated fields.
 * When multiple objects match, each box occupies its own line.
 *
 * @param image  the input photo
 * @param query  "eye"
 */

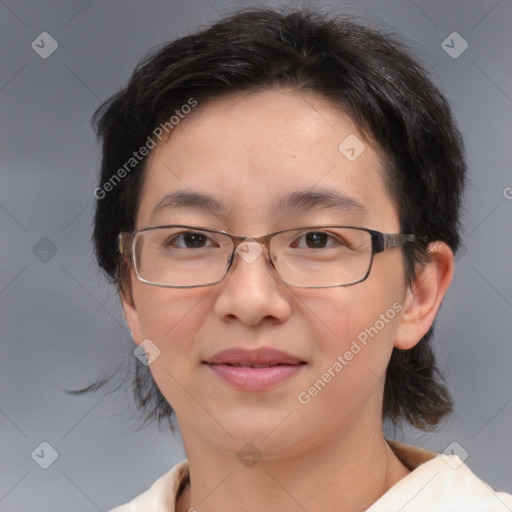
xmin=291 ymin=231 xmax=341 ymax=249
xmin=167 ymin=231 xmax=215 ymax=249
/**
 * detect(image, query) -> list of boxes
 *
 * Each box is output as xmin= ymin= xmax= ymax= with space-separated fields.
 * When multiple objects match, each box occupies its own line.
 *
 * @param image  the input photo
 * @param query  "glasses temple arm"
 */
xmin=383 ymin=233 xmax=416 ymax=251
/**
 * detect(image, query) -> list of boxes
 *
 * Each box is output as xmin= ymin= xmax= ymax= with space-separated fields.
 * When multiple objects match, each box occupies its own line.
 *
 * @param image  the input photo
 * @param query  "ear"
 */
xmin=394 ymin=241 xmax=454 ymax=350
xmin=120 ymin=289 xmax=144 ymax=346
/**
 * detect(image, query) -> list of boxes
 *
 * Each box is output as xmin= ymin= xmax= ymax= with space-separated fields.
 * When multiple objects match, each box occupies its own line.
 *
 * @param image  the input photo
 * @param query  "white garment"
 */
xmin=110 ymin=441 xmax=512 ymax=511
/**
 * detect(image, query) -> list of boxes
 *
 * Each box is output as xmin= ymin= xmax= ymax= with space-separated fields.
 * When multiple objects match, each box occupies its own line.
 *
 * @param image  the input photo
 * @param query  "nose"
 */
xmin=212 ymin=240 xmax=292 ymax=326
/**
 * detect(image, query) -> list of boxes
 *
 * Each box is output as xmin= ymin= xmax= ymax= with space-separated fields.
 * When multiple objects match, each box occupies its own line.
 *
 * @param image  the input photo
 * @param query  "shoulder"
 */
xmin=108 ymin=460 xmax=189 ymax=512
xmin=371 ymin=442 xmax=512 ymax=511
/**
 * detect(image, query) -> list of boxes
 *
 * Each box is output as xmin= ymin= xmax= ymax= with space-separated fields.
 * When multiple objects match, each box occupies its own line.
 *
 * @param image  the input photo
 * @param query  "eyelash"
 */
xmin=167 ymin=230 xmax=345 ymax=250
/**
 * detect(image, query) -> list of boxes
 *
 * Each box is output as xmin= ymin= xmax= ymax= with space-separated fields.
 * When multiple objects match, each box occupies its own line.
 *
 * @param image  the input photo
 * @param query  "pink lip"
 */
xmin=204 ymin=348 xmax=306 ymax=391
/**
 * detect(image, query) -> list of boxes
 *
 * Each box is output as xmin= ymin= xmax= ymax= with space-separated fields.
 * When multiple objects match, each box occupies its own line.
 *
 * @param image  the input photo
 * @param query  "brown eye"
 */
xmin=304 ymin=231 xmax=329 ymax=248
xmin=167 ymin=231 xmax=212 ymax=249
xmin=291 ymin=231 xmax=339 ymax=249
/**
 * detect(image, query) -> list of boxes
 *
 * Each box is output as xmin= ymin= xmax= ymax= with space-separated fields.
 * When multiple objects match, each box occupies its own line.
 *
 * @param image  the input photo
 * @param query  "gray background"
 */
xmin=1 ymin=0 xmax=511 ymax=510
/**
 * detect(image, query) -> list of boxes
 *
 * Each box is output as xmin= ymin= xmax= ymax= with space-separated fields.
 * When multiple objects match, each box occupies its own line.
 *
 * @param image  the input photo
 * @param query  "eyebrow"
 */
xmin=278 ymin=188 xmax=368 ymax=218
xmin=150 ymin=191 xmax=226 ymax=220
xmin=149 ymin=188 xmax=368 ymax=221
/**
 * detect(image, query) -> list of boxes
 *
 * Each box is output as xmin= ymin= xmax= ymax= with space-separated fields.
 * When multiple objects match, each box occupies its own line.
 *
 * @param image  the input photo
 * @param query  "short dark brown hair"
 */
xmin=75 ymin=7 xmax=465 ymax=431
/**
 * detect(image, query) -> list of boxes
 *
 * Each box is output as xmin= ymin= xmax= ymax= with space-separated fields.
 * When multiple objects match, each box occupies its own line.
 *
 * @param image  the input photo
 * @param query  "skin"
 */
xmin=122 ymin=89 xmax=454 ymax=512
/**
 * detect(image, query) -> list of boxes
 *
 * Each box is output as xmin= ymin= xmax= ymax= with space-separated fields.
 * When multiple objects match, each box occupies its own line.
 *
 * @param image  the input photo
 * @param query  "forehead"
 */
xmin=137 ymin=89 xmax=399 ymax=233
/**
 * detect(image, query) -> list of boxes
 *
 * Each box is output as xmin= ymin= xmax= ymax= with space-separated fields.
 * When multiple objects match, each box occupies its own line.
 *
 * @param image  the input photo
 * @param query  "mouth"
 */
xmin=204 ymin=347 xmax=306 ymax=366
xmin=203 ymin=347 xmax=306 ymax=390
xmin=211 ymin=362 xmax=301 ymax=368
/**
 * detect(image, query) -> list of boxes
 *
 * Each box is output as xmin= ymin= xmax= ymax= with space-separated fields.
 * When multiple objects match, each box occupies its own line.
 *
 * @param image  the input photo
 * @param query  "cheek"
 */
xmin=300 ymin=286 xmax=403 ymax=381
xmin=133 ymin=286 xmax=213 ymax=354
xmin=297 ymin=293 xmax=402 ymax=425
xmin=132 ymin=287 xmax=215 ymax=411
xmin=303 ymin=283 xmax=401 ymax=339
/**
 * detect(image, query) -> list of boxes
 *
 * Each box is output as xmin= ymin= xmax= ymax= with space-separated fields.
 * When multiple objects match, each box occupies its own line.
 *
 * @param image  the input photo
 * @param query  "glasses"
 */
xmin=117 ymin=225 xmax=415 ymax=289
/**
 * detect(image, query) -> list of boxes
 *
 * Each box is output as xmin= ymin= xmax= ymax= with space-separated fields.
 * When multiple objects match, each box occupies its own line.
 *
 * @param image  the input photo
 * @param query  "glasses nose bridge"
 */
xmin=230 ymin=232 xmax=274 ymax=250
xmin=227 ymin=232 xmax=277 ymax=270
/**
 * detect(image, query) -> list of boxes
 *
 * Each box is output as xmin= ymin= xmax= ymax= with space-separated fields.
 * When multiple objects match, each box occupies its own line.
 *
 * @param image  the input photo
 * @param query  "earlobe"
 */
xmin=394 ymin=242 xmax=454 ymax=350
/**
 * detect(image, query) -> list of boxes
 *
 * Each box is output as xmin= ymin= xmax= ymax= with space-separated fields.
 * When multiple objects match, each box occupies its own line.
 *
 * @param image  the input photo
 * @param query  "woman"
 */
xmin=85 ymin=7 xmax=511 ymax=511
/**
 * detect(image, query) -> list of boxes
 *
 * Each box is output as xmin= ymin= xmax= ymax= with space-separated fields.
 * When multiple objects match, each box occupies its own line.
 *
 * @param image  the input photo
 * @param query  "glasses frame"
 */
xmin=117 ymin=225 xmax=416 ymax=289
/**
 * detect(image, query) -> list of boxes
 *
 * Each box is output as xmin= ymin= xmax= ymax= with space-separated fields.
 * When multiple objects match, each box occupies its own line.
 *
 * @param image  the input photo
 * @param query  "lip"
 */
xmin=203 ymin=347 xmax=306 ymax=391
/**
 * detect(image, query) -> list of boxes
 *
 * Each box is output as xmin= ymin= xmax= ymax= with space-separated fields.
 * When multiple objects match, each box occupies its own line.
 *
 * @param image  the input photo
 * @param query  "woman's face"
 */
xmin=123 ymin=89 xmax=410 ymax=457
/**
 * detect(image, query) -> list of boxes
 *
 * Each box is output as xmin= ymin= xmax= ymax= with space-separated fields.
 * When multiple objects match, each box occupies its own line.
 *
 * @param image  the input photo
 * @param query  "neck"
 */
xmin=176 ymin=427 xmax=410 ymax=512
